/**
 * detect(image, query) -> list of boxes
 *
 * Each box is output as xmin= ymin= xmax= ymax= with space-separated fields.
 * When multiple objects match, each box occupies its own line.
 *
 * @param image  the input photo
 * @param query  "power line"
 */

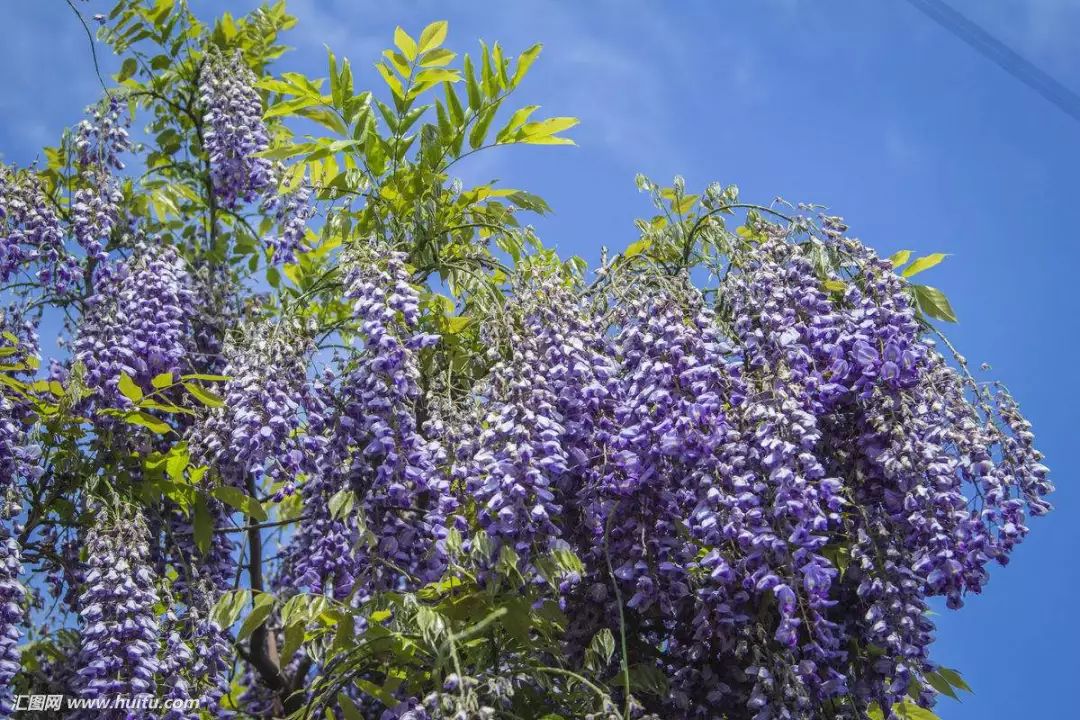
xmin=903 ymin=0 xmax=1080 ymax=123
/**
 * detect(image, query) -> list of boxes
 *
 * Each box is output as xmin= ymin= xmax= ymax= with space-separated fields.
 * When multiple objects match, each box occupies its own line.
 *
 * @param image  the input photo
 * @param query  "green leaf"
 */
xmin=180 ymin=373 xmax=229 ymax=382
xmin=463 ymin=54 xmax=482 ymax=109
xmin=337 ymin=693 xmax=365 ymax=720
xmin=496 ymin=105 xmax=540 ymax=143
xmin=889 ymin=249 xmax=912 ymax=268
xmin=626 ymin=663 xmax=669 ymax=697
xmin=237 ymin=593 xmax=276 ymax=642
xmin=499 ymin=597 xmax=532 ymax=643
xmin=280 ymin=621 xmax=306 ymax=665
xmin=151 ymin=372 xmax=174 ymax=389
xmin=468 ymin=101 xmax=501 ymax=149
xmin=376 ymin=62 xmax=405 ymax=99
xmin=902 ymin=252 xmax=948 ymax=278
xmin=418 ymin=20 xmax=448 ymax=53
xmin=585 ymin=628 xmax=615 ymax=671
xmin=895 ymin=702 xmax=941 ymax=720
xmin=212 ymin=589 xmax=251 ymax=629
xmin=165 ymin=450 xmax=188 ymax=482
xmin=937 ymin=667 xmax=972 ymax=694
xmin=624 ymin=237 xmax=652 ymax=259
xmin=512 ymin=43 xmax=542 ymax=87
xmin=117 ymin=57 xmax=138 ymax=82
xmin=193 ymin=497 xmax=213 ymax=554
xmin=394 ymin=26 xmax=418 ymax=61
xmin=913 ymin=284 xmax=958 ymax=322
xmin=118 ymin=373 xmax=144 ymax=402
xmin=421 ymin=48 xmax=456 ymax=67
xmin=925 ymin=671 xmax=959 ymax=700
xmin=329 ymin=489 xmax=355 ymax=520
xmin=354 ymin=679 xmax=398 ymax=708
xmin=184 ymin=382 xmax=225 ymax=408
xmin=213 ymin=486 xmax=268 ymax=522
xmin=124 ymin=411 xmax=171 ymax=434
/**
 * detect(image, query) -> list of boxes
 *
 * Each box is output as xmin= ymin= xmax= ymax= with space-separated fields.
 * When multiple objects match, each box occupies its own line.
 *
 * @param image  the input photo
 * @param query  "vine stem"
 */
xmin=64 ymin=0 xmax=111 ymax=98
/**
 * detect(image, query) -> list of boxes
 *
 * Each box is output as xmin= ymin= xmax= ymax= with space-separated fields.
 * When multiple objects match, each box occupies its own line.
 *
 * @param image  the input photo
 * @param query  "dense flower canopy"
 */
xmin=0 ymin=3 xmax=1054 ymax=720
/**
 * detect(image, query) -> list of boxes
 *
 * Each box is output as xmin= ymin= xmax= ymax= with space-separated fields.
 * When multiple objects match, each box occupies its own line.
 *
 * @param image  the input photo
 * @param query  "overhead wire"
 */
xmin=903 ymin=0 xmax=1080 ymax=123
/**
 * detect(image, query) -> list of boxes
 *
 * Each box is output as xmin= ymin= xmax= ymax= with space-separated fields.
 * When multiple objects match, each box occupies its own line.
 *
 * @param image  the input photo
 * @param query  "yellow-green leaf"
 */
xmin=382 ymin=49 xmax=411 ymax=78
xmin=415 ymin=68 xmax=460 ymax=85
xmin=213 ymin=486 xmax=268 ymax=522
xmin=375 ymin=62 xmax=405 ymax=99
xmin=519 ymin=116 xmax=578 ymax=139
xmin=394 ymin=27 xmax=417 ymax=61
xmin=124 ymin=412 xmax=170 ymax=434
xmin=166 ymin=450 xmax=188 ymax=481
xmin=184 ymin=382 xmax=225 ymax=408
xmin=212 ymin=589 xmax=251 ymax=629
xmin=902 ymin=252 xmax=948 ymax=278
xmin=151 ymin=372 xmax=174 ymax=389
xmin=889 ymin=249 xmax=912 ymax=268
xmin=237 ymin=593 xmax=276 ymax=642
xmin=496 ymin=105 xmax=540 ymax=143
xmin=673 ymin=193 xmax=699 ymax=214
xmin=512 ymin=43 xmax=542 ymax=87
xmin=421 ymin=48 xmax=456 ymax=67
xmin=118 ymin=373 xmax=144 ymax=402
xmin=418 ymin=20 xmax=448 ymax=53
xmin=624 ymin=237 xmax=652 ymax=259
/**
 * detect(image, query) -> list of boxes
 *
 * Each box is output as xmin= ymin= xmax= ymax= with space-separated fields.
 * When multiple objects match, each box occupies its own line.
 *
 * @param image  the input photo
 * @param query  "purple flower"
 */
xmin=199 ymin=50 xmax=274 ymax=208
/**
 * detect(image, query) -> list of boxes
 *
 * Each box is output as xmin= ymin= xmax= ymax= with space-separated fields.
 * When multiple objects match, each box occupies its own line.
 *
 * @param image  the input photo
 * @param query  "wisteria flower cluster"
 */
xmin=262 ymin=178 xmax=316 ymax=264
xmin=189 ymin=318 xmax=312 ymax=495
xmin=73 ymin=241 xmax=196 ymax=401
xmin=199 ymin=49 xmax=274 ymax=208
xmin=73 ymin=508 xmax=161 ymax=713
xmin=281 ymin=244 xmax=451 ymax=601
xmin=0 ymin=166 xmax=78 ymax=293
xmin=72 ymin=96 xmax=131 ymax=261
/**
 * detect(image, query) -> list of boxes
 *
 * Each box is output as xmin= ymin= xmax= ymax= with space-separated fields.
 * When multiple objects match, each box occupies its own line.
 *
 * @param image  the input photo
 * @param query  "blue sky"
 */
xmin=2 ymin=1 xmax=1077 ymax=716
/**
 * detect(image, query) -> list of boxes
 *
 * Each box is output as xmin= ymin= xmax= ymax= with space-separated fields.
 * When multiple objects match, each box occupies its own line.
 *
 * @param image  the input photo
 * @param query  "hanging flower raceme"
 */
xmin=72 ymin=96 xmax=131 ymax=262
xmin=276 ymin=366 xmax=360 ymax=600
xmin=0 ymin=321 xmax=40 ymax=720
xmin=73 ymin=506 xmax=162 ymax=713
xmin=0 ymin=165 xmax=78 ymax=293
xmin=261 ymin=178 xmax=316 ymax=264
xmin=0 ymin=402 xmax=28 ymax=720
xmin=189 ymin=261 xmax=243 ymax=376
xmin=199 ymin=49 xmax=274 ymax=208
xmin=74 ymin=241 xmax=195 ymax=402
xmin=721 ymin=237 xmax=855 ymax=712
xmin=167 ymin=507 xmax=236 ymax=718
xmin=464 ymin=292 xmax=569 ymax=568
xmin=288 ymin=245 xmax=449 ymax=598
xmin=188 ymin=318 xmax=311 ymax=496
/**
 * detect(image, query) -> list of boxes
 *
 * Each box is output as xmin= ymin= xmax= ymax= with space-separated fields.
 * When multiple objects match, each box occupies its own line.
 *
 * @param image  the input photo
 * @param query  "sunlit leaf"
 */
xmin=902 ymin=252 xmax=948 ymax=278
